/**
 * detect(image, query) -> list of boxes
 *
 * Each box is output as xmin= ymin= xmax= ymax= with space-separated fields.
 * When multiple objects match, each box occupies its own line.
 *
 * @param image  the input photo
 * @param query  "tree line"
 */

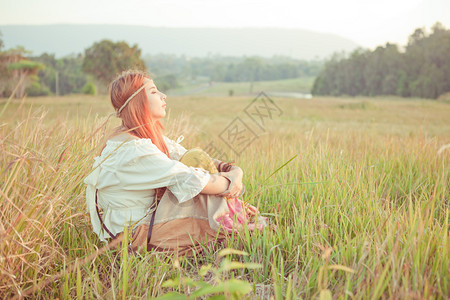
xmin=0 ymin=37 xmax=147 ymax=97
xmin=0 ymin=34 xmax=321 ymax=98
xmin=146 ymin=54 xmax=321 ymax=82
xmin=312 ymin=23 xmax=450 ymax=99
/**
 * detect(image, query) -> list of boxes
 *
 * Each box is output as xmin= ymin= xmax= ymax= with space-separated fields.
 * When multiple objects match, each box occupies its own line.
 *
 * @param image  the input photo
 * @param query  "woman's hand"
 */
xmin=217 ymin=167 xmax=244 ymax=198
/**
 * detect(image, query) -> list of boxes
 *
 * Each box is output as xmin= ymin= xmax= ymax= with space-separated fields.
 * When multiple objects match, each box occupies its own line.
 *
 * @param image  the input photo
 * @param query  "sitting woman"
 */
xmin=84 ymin=70 xmax=268 ymax=254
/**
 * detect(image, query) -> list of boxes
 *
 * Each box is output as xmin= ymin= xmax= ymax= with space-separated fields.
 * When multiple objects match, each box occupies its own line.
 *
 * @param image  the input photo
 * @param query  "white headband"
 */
xmin=116 ymin=81 xmax=151 ymax=117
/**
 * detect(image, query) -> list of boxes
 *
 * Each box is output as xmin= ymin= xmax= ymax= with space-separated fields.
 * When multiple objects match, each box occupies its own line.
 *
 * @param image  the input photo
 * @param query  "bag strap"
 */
xmin=146 ymin=207 xmax=157 ymax=251
xmin=95 ymin=188 xmax=160 ymax=251
xmin=95 ymin=189 xmax=117 ymax=240
xmin=146 ymin=188 xmax=163 ymax=251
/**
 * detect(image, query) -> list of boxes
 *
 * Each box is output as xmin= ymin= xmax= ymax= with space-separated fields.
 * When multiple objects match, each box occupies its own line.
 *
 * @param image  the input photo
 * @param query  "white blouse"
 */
xmin=84 ymin=135 xmax=211 ymax=241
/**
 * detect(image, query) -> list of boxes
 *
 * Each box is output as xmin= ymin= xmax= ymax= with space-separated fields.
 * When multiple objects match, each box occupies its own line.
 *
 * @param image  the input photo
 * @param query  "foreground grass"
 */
xmin=0 ymin=94 xmax=448 ymax=299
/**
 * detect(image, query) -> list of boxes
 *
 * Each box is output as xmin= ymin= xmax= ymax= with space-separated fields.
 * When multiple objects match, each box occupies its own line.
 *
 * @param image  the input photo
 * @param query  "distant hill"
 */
xmin=0 ymin=25 xmax=359 ymax=60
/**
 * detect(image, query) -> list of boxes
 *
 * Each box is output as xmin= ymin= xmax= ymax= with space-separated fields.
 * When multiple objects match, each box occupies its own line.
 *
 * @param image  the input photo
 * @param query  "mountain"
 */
xmin=0 ymin=24 xmax=359 ymax=60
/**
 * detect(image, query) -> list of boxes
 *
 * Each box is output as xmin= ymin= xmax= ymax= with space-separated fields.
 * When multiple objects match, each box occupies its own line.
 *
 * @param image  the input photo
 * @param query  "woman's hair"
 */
xmin=110 ymin=70 xmax=169 ymax=157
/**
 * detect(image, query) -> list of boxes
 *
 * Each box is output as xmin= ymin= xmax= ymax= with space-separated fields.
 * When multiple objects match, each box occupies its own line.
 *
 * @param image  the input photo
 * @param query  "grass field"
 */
xmin=169 ymin=77 xmax=315 ymax=97
xmin=0 ymin=93 xmax=449 ymax=299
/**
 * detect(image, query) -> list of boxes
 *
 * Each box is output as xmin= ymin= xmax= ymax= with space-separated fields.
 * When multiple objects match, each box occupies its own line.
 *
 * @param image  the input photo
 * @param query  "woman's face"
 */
xmin=144 ymin=79 xmax=167 ymax=120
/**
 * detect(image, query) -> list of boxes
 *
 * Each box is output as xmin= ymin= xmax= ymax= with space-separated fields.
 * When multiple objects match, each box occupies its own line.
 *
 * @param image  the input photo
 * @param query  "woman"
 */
xmin=84 ymin=70 xmax=267 ymax=254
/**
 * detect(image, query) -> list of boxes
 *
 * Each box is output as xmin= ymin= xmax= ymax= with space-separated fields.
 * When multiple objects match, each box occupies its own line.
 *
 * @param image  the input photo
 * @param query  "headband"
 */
xmin=116 ymin=81 xmax=152 ymax=117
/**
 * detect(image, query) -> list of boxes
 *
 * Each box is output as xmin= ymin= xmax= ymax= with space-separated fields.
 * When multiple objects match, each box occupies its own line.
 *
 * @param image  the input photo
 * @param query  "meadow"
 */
xmin=169 ymin=77 xmax=315 ymax=97
xmin=0 ymin=93 xmax=449 ymax=299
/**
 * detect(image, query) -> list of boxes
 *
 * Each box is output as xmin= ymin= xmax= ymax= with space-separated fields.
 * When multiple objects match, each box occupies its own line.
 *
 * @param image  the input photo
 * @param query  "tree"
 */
xmin=312 ymin=23 xmax=450 ymax=99
xmin=154 ymin=74 xmax=179 ymax=92
xmin=8 ymin=59 xmax=44 ymax=98
xmin=30 ymin=53 xmax=88 ymax=96
xmin=0 ymin=30 xmax=4 ymax=51
xmin=83 ymin=40 xmax=146 ymax=87
xmin=0 ymin=46 xmax=44 ymax=98
xmin=0 ymin=31 xmax=7 ymax=96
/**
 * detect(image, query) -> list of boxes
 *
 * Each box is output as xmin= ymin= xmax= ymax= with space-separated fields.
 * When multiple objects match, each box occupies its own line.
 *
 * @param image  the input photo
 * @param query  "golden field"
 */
xmin=0 ymin=94 xmax=448 ymax=299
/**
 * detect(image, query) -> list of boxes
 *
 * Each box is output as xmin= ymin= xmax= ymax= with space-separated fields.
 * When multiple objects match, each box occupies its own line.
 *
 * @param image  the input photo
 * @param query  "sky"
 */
xmin=0 ymin=0 xmax=449 ymax=48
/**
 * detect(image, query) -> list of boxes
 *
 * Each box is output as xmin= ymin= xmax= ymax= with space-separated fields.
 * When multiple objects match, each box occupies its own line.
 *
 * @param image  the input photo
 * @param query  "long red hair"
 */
xmin=109 ymin=70 xmax=169 ymax=157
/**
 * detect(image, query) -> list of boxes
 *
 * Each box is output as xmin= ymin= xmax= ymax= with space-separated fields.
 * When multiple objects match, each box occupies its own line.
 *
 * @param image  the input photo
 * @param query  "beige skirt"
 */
xmin=116 ymin=148 xmax=266 ymax=255
xmin=129 ymin=190 xmax=229 ymax=255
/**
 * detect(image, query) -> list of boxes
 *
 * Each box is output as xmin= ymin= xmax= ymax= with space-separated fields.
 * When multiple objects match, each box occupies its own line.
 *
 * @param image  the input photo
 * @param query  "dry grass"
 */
xmin=0 ymin=94 xmax=448 ymax=299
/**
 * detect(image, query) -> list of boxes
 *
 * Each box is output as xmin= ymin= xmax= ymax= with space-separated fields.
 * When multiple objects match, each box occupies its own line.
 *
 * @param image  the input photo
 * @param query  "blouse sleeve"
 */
xmin=119 ymin=139 xmax=210 ymax=203
xmin=163 ymin=135 xmax=188 ymax=161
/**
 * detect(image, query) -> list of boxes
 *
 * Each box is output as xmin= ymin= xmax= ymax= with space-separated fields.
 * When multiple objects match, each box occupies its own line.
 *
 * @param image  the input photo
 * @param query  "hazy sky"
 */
xmin=1 ymin=0 xmax=448 ymax=48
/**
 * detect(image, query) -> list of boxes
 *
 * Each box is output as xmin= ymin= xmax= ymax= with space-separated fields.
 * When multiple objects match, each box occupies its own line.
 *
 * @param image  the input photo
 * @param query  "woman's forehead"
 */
xmin=145 ymin=79 xmax=156 ymax=89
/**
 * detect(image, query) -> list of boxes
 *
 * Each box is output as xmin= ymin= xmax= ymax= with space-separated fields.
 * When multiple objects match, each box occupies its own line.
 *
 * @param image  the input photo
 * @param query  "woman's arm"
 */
xmin=212 ymin=158 xmax=244 ymax=197
xmin=219 ymin=167 xmax=243 ymax=197
xmin=201 ymin=168 xmax=244 ymax=198
xmin=201 ymin=173 xmax=231 ymax=195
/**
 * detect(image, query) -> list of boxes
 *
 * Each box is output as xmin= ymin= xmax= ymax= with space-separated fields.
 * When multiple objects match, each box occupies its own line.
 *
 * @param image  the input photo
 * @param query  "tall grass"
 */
xmin=0 ymin=95 xmax=448 ymax=298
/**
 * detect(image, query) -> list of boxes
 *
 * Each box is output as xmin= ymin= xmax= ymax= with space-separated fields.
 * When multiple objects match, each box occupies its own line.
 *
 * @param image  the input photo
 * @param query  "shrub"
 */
xmin=82 ymin=82 xmax=97 ymax=95
xmin=26 ymin=82 xmax=51 ymax=96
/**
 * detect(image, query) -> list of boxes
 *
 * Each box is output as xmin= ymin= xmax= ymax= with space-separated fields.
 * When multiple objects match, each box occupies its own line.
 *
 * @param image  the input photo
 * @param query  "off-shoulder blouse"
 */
xmin=84 ymin=135 xmax=211 ymax=241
